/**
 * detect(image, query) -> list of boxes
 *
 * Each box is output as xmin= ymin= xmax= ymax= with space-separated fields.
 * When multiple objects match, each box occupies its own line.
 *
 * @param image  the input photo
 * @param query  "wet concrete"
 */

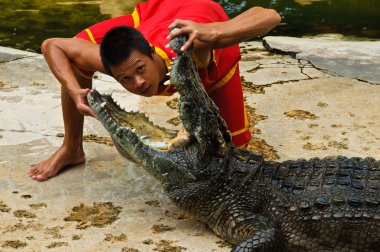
xmin=263 ymin=36 xmax=380 ymax=84
xmin=239 ymin=40 xmax=380 ymax=161
xmin=0 ymin=36 xmax=379 ymax=251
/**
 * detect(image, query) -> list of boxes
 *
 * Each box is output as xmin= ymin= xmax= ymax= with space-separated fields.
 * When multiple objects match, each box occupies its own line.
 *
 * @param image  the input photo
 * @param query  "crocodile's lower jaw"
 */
xmin=87 ymin=89 xmax=175 ymax=152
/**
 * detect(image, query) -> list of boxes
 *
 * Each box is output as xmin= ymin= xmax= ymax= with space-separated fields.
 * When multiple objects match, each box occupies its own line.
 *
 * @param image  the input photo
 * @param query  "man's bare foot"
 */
xmin=28 ymin=145 xmax=85 ymax=181
xmin=168 ymin=126 xmax=191 ymax=149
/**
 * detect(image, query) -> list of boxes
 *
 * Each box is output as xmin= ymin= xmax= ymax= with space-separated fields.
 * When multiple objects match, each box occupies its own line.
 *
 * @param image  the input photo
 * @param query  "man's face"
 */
xmin=110 ymin=50 xmax=160 ymax=97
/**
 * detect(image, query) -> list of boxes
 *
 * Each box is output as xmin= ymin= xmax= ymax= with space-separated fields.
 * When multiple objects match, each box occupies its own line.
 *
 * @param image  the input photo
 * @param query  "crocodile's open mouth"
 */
xmin=88 ymin=88 xmax=197 ymax=184
xmin=87 ymin=89 xmax=177 ymax=151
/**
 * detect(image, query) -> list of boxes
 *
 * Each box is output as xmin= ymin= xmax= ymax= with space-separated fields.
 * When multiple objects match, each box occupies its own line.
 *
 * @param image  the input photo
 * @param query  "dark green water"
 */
xmin=0 ymin=0 xmax=379 ymax=53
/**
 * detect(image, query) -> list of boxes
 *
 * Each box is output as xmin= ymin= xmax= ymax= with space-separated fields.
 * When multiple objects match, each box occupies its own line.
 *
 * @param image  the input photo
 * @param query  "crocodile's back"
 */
xmin=261 ymin=156 xmax=380 ymax=251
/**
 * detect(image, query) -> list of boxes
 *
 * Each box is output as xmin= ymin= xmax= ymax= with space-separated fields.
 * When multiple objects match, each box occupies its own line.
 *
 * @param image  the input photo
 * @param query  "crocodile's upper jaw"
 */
xmin=169 ymin=35 xmax=231 ymax=157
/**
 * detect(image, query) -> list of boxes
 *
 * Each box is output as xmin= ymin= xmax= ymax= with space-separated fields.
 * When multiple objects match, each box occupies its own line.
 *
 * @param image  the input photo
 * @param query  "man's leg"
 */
xmin=28 ymin=71 xmax=92 ymax=181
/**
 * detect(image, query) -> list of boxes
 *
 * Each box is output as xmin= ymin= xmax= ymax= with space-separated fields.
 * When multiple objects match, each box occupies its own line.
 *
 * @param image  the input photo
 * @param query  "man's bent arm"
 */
xmin=168 ymin=7 xmax=281 ymax=51
xmin=41 ymin=38 xmax=104 ymax=116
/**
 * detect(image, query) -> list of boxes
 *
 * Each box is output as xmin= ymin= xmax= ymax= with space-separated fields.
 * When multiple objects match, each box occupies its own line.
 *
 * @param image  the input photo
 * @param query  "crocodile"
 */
xmin=87 ymin=34 xmax=380 ymax=251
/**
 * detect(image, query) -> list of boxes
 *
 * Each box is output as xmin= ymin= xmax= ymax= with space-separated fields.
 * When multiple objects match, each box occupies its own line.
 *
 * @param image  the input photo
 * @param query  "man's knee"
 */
xmin=41 ymin=38 xmax=56 ymax=55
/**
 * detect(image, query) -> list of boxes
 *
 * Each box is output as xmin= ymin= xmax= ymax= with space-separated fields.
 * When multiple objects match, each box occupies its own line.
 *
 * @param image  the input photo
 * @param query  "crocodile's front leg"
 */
xmin=231 ymin=224 xmax=280 ymax=252
xmin=213 ymin=209 xmax=282 ymax=252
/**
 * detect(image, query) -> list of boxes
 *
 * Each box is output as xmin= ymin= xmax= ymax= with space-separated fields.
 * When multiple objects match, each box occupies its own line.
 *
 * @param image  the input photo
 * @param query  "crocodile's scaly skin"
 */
xmin=88 ymin=34 xmax=380 ymax=251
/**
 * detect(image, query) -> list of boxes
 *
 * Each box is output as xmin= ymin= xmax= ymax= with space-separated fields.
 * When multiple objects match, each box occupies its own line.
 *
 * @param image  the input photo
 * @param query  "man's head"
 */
xmin=100 ymin=26 xmax=162 ymax=97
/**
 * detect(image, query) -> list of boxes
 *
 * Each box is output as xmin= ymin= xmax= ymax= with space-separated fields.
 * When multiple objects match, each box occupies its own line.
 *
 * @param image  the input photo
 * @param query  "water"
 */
xmin=0 ymin=0 xmax=379 ymax=52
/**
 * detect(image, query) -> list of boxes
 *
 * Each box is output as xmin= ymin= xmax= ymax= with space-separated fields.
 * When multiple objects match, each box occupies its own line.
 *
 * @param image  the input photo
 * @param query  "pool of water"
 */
xmin=0 ymin=0 xmax=379 ymax=52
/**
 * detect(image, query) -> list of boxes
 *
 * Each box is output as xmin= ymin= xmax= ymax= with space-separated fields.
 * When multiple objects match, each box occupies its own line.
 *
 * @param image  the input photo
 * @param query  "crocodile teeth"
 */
xmin=166 ymin=72 xmax=170 ymax=77
xmin=167 ymin=66 xmax=172 ymax=70
xmin=131 ymin=128 xmax=136 ymax=133
xmin=100 ymin=102 xmax=106 ymax=108
xmin=115 ymin=99 xmax=122 ymax=108
xmin=163 ymin=80 xmax=170 ymax=86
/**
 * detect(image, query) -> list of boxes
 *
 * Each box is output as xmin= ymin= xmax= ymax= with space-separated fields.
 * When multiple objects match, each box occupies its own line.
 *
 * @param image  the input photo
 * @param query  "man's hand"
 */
xmin=72 ymin=88 xmax=96 ymax=117
xmin=168 ymin=19 xmax=218 ymax=52
xmin=168 ymin=7 xmax=281 ymax=51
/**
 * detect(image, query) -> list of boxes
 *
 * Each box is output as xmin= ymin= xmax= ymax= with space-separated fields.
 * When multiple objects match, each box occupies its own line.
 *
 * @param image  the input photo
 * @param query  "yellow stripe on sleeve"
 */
xmin=132 ymin=8 xmax=140 ymax=28
xmin=85 ymin=29 xmax=97 ymax=44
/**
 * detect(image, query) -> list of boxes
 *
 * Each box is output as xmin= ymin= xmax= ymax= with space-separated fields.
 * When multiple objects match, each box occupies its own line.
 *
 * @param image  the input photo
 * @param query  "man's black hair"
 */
xmin=100 ymin=26 xmax=152 ymax=75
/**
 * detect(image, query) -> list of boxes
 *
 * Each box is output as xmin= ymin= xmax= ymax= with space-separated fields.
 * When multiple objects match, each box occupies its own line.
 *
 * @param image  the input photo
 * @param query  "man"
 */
xmin=28 ymin=0 xmax=281 ymax=181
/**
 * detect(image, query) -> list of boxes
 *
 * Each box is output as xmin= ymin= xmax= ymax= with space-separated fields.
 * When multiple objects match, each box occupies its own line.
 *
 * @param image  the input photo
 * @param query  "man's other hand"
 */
xmin=168 ymin=19 xmax=218 ymax=52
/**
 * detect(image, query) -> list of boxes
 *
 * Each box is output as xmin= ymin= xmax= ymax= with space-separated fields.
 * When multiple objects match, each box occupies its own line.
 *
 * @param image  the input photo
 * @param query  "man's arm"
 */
xmin=41 ymin=38 xmax=105 ymax=116
xmin=168 ymin=6 xmax=281 ymax=52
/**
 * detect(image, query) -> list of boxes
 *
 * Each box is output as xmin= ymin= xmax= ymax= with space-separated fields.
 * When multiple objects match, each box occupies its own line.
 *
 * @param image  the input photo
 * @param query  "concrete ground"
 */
xmin=0 ymin=36 xmax=379 ymax=251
